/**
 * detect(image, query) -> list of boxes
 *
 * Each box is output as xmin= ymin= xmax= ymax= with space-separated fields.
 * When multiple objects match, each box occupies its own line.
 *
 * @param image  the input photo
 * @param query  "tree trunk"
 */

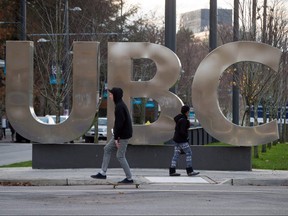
xmin=253 ymin=103 xmax=259 ymax=158
xmin=261 ymin=144 xmax=267 ymax=153
xmin=253 ymin=146 xmax=259 ymax=158
xmin=267 ymin=142 xmax=272 ymax=149
xmin=251 ymin=0 xmax=257 ymax=40
xmin=262 ymin=0 xmax=267 ymax=43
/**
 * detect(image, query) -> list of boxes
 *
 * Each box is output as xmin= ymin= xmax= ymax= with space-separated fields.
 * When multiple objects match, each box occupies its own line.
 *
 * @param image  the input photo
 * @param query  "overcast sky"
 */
xmin=126 ymin=0 xmax=233 ymax=15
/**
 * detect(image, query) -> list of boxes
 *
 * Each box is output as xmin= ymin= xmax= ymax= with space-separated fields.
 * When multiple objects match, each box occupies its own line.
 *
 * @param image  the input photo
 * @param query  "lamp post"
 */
xmin=232 ymin=0 xmax=239 ymax=125
xmin=165 ymin=0 xmax=176 ymax=52
xmin=63 ymin=0 xmax=81 ymax=115
xmin=20 ymin=0 xmax=26 ymax=40
xmin=209 ymin=0 xmax=217 ymax=51
xmin=165 ymin=0 xmax=176 ymax=93
xmin=63 ymin=0 xmax=70 ymax=115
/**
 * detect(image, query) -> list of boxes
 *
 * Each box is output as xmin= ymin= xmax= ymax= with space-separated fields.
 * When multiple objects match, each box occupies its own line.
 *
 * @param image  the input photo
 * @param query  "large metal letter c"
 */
xmin=192 ymin=41 xmax=281 ymax=146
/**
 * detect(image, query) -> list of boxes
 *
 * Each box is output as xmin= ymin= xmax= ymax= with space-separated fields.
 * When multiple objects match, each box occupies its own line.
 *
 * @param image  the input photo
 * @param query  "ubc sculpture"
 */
xmin=5 ymin=41 xmax=281 ymax=146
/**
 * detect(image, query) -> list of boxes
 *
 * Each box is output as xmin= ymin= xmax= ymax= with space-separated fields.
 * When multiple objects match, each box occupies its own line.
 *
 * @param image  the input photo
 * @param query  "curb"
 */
xmin=0 ymin=179 xmax=68 ymax=186
xmin=0 ymin=176 xmax=151 ymax=186
xmin=220 ymin=178 xmax=288 ymax=186
xmin=1 ymin=177 xmax=288 ymax=186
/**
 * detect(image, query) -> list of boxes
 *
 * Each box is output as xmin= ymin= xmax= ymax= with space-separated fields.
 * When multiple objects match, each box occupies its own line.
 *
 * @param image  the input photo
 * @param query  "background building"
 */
xmin=180 ymin=9 xmax=232 ymax=33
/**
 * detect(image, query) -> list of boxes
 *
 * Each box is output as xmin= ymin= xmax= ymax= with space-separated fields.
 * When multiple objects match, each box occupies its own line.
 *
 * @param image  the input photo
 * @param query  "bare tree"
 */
xmin=24 ymin=0 xmax=142 ymax=119
xmin=21 ymin=0 xmax=144 ymax=142
xmin=176 ymin=27 xmax=209 ymax=106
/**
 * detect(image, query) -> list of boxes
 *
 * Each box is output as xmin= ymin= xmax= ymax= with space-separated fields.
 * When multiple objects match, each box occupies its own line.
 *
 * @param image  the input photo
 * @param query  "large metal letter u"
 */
xmin=5 ymin=41 xmax=99 ymax=143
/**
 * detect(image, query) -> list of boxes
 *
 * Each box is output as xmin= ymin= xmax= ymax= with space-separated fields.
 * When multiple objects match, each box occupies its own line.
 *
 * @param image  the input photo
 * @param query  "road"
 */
xmin=0 ymin=142 xmax=32 ymax=166
xmin=0 ymin=139 xmax=108 ymax=166
xmin=0 ymin=129 xmax=31 ymax=166
xmin=0 ymin=136 xmax=94 ymax=166
xmin=0 ymin=184 xmax=287 ymax=215
xmin=1 ymin=137 xmax=288 ymax=215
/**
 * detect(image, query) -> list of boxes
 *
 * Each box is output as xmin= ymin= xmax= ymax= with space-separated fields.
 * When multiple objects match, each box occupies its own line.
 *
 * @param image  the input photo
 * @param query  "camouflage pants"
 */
xmin=170 ymin=141 xmax=192 ymax=168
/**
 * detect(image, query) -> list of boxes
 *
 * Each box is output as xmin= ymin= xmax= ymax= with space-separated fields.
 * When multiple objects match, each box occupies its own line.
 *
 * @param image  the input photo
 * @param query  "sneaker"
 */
xmin=187 ymin=171 xmax=200 ymax=176
xmin=118 ymin=178 xmax=134 ymax=184
xmin=90 ymin=173 xmax=107 ymax=179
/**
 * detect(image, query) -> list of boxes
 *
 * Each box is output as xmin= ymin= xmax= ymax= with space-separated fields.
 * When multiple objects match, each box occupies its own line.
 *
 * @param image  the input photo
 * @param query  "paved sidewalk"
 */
xmin=0 ymin=168 xmax=287 ymax=186
xmin=1 ymin=135 xmax=288 ymax=187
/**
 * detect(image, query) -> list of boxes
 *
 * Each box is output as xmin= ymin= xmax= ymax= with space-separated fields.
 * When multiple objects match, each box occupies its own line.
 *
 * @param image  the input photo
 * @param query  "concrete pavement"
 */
xmin=0 ymin=143 xmax=32 ymax=166
xmin=1 ymin=133 xmax=288 ymax=187
xmin=0 ymin=167 xmax=288 ymax=187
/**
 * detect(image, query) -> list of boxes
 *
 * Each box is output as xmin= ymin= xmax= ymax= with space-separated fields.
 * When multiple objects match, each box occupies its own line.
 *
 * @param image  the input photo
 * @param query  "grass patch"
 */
xmin=0 ymin=161 xmax=32 ymax=168
xmin=204 ymin=142 xmax=233 ymax=147
xmin=206 ymin=142 xmax=288 ymax=170
xmin=252 ymin=143 xmax=288 ymax=170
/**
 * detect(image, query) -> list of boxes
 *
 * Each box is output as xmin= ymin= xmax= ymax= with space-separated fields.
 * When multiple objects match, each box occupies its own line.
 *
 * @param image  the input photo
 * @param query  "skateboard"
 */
xmin=108 ymin=181 xmax=140 ymax=189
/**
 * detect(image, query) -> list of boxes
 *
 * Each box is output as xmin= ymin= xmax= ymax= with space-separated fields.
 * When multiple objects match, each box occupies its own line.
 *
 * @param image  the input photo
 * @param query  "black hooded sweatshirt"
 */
xmin=172 ymin=113 xmax=190 ymax=143
xmin=109 ymin=87 xmax=133 ymax=140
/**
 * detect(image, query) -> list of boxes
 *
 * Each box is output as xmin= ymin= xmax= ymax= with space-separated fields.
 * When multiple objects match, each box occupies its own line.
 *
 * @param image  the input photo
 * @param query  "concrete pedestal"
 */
xmin=32 ymin=144 xmax=251 ymax=171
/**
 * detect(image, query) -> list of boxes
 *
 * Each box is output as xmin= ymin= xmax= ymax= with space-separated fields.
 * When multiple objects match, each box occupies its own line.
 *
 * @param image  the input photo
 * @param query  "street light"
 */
xmin=37 ymin=38 xmax=50 ymax=43
xmin=70 ymin=7 xmax=81 ymax=12
xmin=0 ymin=21 xmax=20 ymax=24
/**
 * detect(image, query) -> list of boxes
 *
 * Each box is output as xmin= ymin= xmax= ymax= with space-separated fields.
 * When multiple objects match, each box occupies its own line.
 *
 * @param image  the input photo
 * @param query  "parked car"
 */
xmin=47 ymin=115 xmax=69 ymax=124
xmin=15 ymin=115 xmax=68 ymax=143
xmin=84 ymin=117 xmax=107 ymax=143
xmin=38 ymin=116 xmax=55 ymax=124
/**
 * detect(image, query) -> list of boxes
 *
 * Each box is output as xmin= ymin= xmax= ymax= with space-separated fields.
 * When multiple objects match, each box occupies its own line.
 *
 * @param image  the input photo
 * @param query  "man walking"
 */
xmin=169 ymin=105 xmax=200 ymax=176
xmin=91 ymin=87 xmax=134 ymax=183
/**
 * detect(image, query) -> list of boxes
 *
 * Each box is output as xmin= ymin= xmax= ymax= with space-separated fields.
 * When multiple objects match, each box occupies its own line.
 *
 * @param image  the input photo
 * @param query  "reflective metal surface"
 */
xmin=6 ymin=41 xmax=99 ymax=143
xmin=192 ymin=41 xmax=281 ymax=146
xmin=108 ymin=42 xmax=183 ymax=144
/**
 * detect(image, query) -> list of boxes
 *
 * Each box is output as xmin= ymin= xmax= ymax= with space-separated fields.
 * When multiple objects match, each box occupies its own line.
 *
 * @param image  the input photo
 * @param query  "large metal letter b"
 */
xmin=108 ymin=42 xmax=183 ymax=144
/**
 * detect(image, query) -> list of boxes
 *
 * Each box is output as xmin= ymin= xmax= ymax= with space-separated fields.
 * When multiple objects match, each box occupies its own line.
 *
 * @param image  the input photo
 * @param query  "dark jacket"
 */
xmin=172 ymin=113 xmax=190 ymax=143
xmin=110 ymin=88 xmax=133 ymax=140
